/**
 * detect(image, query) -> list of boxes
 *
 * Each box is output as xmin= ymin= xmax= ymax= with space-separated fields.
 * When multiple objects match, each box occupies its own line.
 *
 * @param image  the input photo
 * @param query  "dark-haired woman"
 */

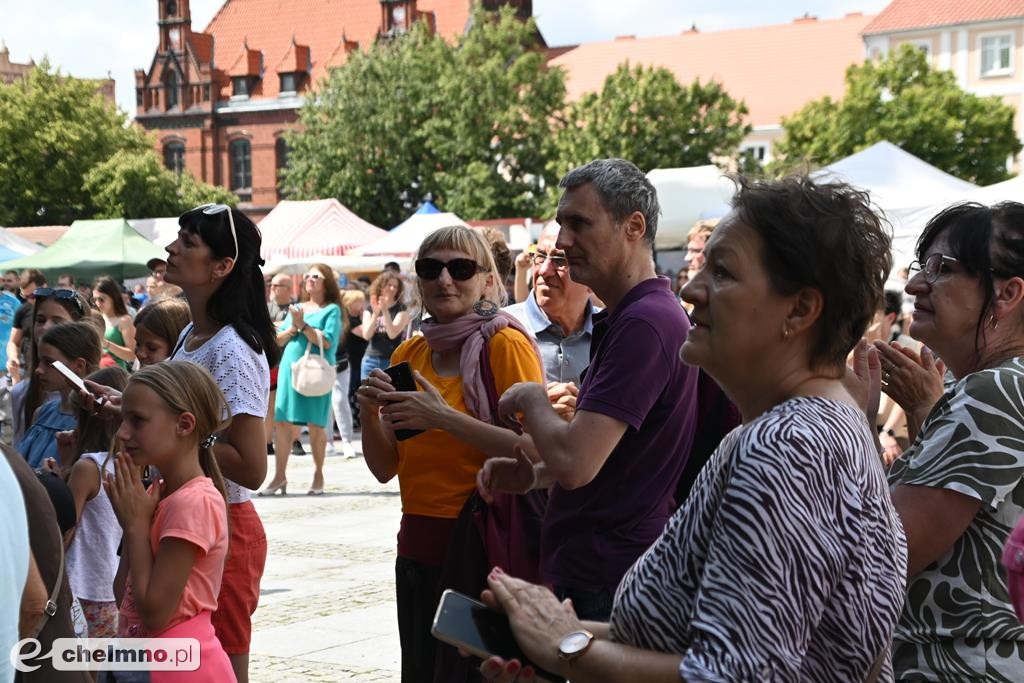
xmin=875 ymin=201 xmax=1024 ymax=681
xmin=92 ymin=276 xmax=135 ymax=370
xmin=477 ymin=176 xmax=907 ymax=682
xmin=163 ymin=203 xmax=278 ymax=683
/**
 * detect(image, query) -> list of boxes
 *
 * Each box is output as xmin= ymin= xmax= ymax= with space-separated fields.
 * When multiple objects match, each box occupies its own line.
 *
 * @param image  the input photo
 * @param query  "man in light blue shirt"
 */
xmin=505 ymin=222 xmax=596 ymax=416
xmin=0 ymin=288 xmax=20 ymax=372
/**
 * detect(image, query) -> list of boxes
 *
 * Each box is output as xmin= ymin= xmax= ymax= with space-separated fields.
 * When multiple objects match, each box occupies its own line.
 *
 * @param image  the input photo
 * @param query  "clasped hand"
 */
xmin=105 ymin=452 xmax=159 ymax=535
xmin=358 ymin=368 xmax=451 ymax=432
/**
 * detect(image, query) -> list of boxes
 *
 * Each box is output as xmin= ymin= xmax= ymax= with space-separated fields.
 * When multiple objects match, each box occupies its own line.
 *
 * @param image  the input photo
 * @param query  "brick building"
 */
xmin=1 ymin=43 xmax=116 ymax=103
xmin=135 ymin=0 xmax=534 ymax=219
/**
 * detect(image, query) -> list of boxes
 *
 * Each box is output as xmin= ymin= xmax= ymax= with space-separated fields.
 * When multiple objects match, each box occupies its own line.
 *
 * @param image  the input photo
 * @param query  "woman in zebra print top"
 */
xmin=876 ymin=202 xmax=1024 ymax=681
xmin=474 ymin=176 xmax=907 ymax=683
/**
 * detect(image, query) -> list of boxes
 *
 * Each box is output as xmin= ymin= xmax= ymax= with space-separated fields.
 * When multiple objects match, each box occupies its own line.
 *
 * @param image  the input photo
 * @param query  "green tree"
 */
xmin=282 ymin=5 xmax=565 ymax=227
xmin=552 ymin=64 xmax=751 ymax=179
xmin=0 ymin=61 xmax=150 ymax=225
xmin=84 ymin=149 xmax=236 ymax=219
xmin=774 ymin=45 xmax=1022 ymax=184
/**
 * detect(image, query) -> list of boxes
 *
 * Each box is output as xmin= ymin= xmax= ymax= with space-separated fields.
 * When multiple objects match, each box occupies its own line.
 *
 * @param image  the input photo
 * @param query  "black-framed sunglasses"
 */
xmin=33 ymin=288 xmax=87 ymax=316
xmin=415 ymin=257 xmax=485 ymax=281
xmin=197 ymin=203 xmax=239 ymax=262
xmin=531 ymin=251 xmax=568 ymax=270
xmin=908 ymin=253 xmax=958 ymax=284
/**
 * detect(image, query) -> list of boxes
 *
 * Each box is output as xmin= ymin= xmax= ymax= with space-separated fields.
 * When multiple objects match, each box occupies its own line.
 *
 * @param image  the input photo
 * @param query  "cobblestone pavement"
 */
xmin=249 ymin=438 xmax=403 ymax=682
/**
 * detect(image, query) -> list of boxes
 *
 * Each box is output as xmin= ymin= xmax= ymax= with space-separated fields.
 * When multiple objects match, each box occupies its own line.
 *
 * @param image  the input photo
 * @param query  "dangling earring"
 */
xmin=990 ymin=314 xmax=999 ymax=330
xmin=782 ymin=325 xmax=790 ymax=340
xmin=473 ymin=299 xmax=499 ymax=317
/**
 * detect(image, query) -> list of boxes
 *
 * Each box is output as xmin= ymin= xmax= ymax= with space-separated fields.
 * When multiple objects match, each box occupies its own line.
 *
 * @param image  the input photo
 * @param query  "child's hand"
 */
xmin=55 ymin=430 xmax=77 ymax=469
xmin=82 ymin=381 xmax=123 ymax=419
xmin=105 ymin=452 xmax=159 ymax=535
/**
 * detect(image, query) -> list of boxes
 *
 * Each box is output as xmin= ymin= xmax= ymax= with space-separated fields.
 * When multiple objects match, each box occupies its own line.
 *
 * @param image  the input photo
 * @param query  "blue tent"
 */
xmin=415 ymin=202 xmax=441 ymax=215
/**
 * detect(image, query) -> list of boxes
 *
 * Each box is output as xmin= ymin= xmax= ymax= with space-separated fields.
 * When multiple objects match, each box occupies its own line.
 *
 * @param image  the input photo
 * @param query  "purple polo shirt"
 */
xmin=541 ymin=276 xmax=698 ymax=593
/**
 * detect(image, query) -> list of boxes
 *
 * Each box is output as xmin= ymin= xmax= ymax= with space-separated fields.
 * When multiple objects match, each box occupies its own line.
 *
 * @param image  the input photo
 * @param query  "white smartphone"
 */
xmin=51 ymin=360 xmax=87 ymax=393
xmin=430 ymin=590 xmax=563 ymax=682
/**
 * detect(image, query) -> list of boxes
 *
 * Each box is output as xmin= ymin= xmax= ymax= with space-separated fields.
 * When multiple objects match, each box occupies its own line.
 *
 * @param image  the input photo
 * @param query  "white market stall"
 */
xmin=352 ymin=202 xmax=470 ymax=257
xmin=646 ymin=166 xmax=733 ymax=251
xmin=260 ymin=199 xmax=386 ymax=268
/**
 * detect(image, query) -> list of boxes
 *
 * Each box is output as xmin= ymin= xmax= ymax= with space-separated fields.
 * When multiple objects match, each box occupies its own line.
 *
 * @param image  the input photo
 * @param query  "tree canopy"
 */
xmin=774 ymin=45 xmax=1022 ymax=184
xmin=552 ymin=63 xmax=751 ymax=178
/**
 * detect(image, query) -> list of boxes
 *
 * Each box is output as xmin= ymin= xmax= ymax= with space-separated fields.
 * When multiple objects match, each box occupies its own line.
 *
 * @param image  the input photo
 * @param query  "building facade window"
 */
xmin=909 ymin=39 xmax=931 ymax=60
xmin=981 ymin=33 xmax=1013 ymax=77
xmin=165 ymin=70 xmax=179 ymax=109
xmin=276 ymin=137 xmax=290 ymax=197
xmin=230 ymin=139 xmax=252 ymax=192
xmin=280 ymin=72 xmax=297 ymax=93
xmin=232 ymin=77 xmax=250 ymax=97
xmin=164 ymin=142 xmax=185 ymax=174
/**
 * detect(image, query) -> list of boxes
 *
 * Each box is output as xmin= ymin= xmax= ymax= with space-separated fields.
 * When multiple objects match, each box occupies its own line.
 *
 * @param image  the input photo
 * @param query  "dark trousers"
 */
xmin=396 ymin=556 xmax=443 ymax=683
xmin=553 ymin=585 xmax=614 ymax=621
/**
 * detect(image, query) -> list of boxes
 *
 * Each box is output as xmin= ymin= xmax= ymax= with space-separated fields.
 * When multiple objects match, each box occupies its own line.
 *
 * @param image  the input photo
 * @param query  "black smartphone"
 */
xmin=383 ymin=361 xmax=425 ymax=441
xmin=430 ymin=590 xmax=564 ymax=682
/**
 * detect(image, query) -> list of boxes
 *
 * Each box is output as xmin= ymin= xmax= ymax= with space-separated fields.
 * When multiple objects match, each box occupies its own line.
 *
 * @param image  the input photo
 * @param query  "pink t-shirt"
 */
xmin=118 ymin=476 xmax=228 ymax=637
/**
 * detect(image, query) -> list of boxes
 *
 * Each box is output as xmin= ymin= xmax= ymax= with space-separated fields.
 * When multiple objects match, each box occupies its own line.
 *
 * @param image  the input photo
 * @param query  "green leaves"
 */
xmin=774 ymin=45 xmax=1022 ymax=185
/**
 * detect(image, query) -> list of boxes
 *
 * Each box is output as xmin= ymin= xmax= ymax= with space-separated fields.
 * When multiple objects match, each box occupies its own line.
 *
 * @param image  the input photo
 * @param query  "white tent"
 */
xmin=812 ymin=141 xmax=978 ymax=210
xmin=0 ymin=226 xmax=44 ymax=262
xmin=265 ymin=254 xmax=413 ymax=275
xmin=128 ymin=217 xmax=181 ymax=247
xmin=259 ymin=199 xmax=386 ymax=264
xmin=352 ymin=209 xmax=469 ymax=257
xmin=646 ymin=166 xmax=733 ymax=250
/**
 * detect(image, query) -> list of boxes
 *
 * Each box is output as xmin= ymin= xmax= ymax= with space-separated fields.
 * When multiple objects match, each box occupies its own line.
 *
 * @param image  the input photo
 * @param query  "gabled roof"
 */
xmin=274 ymin=39 xmax=312 ymax=74
xmin=226 ymin=42 xmax=263 ymax=77
xmin=203 ymin=0 xmax=476 ymax=99
xmin=863 ymin=0 xmax=1024 ymax=35
xmin=547 ymin=12 xmax=874 ymax=128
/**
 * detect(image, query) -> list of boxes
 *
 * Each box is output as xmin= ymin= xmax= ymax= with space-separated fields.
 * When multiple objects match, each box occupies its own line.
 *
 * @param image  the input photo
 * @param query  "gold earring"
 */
xmin=990 ymin=315 xmax=999 ymax=329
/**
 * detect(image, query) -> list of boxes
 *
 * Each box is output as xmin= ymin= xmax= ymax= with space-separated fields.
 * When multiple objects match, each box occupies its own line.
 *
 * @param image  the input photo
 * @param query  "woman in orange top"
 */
xmin=358 ymin=226 xmax=543 ymax=683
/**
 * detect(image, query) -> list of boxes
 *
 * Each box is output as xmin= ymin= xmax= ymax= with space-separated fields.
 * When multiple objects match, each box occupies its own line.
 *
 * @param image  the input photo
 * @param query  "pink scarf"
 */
xmin=420 ymin=310 xmax=542 ymax=424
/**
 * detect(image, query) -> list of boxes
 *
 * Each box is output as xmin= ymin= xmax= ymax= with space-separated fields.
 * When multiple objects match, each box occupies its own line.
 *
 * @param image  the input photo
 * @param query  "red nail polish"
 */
xmin=507 ymin=660 xmax=520 ymax=674
xmin=492 ymin=566 xmax=504 ymax=575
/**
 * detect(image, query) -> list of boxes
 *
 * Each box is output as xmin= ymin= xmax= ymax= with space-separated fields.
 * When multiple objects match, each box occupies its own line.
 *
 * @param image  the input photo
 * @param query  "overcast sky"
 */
xmin=0 ymin=0 xmax=891 ymax=118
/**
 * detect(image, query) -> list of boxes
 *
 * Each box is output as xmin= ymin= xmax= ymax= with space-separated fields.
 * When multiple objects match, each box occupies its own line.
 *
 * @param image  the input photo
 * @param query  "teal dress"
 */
xmin=275 ymin=304 xmax=341 ymax=428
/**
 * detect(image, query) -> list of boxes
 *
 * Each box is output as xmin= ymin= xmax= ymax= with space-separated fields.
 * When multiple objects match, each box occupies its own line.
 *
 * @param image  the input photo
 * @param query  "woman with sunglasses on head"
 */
xmin=262 ymin=263 xmax=342 ymax=495
xmin=360 ymin=271 xmax=411 ymax=379
xmin=357 ymin=226 xmax=544 ymax=683
xmin=161 ymin=203 xmax=278 ymax=683
xmin=92 ymin=275 xmax=136 ymax=371
xmin=12 ymin=287 xmax=90 ymax=446
xmin=867 ymin=202 xmax=1024 ymax=681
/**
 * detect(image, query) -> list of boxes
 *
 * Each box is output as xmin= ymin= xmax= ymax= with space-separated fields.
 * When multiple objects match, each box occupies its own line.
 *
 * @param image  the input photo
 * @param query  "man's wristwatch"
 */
xmin=558 ymin=629 xmax=594 ymax=663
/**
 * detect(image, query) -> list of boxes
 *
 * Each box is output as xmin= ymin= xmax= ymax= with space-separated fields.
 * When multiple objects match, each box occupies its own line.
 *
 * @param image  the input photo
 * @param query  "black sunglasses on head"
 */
xmin=33 ymin=288 xmax=87 ymax=316
xmin=415 ymin=258 xmax=486 ymax=281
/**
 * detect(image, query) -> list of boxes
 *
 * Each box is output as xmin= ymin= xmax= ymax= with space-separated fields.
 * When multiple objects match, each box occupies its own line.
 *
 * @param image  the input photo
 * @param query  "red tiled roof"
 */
xmin=548 ymin=13 xmax=874 ymax=127
xmin=202 ymin=0 xmax=475 ymax=99
xmin=275 ymin=40 xmax=312 ymax=74
xmin=864 ymin=0 xmax=1024 ymax=35
xmin=226 ymin=43 xmax=263 ymax=77
xmin=5 ymin=226 xmax=69 ymax=247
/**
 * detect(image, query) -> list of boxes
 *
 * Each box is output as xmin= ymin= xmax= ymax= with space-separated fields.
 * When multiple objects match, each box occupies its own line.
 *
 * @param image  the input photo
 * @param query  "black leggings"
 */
xmin=395 ymin=556 xmax=443 ymax=683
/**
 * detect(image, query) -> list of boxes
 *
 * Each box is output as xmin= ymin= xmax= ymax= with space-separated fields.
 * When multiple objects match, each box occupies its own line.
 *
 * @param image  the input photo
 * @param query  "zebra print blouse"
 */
xmin=609 ymin=396 xmax=907 ymax=682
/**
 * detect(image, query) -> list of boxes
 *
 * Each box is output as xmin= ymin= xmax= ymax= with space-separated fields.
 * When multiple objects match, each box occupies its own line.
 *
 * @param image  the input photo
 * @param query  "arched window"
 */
xmin=230 ymin=139 xmax=252 ymax=191
xmin=165 ymin=70 xmax=179 ymax=109
xmin=164 ymin=142 xmax=185 ymax=175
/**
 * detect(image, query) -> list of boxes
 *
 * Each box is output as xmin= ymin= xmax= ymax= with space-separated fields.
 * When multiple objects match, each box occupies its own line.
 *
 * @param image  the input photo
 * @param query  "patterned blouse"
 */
xmin=888 ymin=357 xmax=1024 ymax=682
xmin=610 ymin=397 xmax=908 ymax=682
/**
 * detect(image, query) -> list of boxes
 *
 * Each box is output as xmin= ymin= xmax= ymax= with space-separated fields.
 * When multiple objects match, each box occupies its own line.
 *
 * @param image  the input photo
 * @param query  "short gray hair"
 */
xmin=559 ymin=159 xmax=660 ymax=244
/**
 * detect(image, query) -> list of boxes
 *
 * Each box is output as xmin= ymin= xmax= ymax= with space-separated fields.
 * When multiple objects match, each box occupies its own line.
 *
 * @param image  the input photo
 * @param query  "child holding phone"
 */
xmin=18 ymin=321 xmax=101 ymax=467
xmin=105 ymin=361 xmax=234 ymax=681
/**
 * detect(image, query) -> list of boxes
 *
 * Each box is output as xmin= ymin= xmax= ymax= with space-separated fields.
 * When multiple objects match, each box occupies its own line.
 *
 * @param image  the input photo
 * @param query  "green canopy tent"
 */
xmin=1 ymin=218 xmax=167 ymax=281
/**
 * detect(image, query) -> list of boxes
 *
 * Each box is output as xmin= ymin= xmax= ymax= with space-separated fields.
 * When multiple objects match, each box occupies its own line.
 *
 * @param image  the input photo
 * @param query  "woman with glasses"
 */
xmin=872 ymin=202 xmax=1024 ymax=680
xmin=92 ymin=275 xmax=135 ymax=370
xmin=263 ymin=263 xmax=342 ymax=496
xmin=357 ymin=226 xmax=543 ymax=682
xmin=162 ymin=203 xmax=278 ymax=683
xmin=360 ymin=271 xmax=411 ymax=379
xmin=12 ymin=287 xmax=90 ymax=446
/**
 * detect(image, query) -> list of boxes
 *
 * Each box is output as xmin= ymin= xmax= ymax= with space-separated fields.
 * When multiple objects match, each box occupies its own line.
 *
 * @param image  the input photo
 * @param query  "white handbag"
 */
xmin=290 ymin=328 xmax=334 ymax=397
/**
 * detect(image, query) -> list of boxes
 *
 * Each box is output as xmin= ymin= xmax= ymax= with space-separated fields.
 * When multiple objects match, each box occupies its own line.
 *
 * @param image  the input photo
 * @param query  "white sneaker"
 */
xmin=325 ymin=441 xmax=337 ymax=455
xmin=341 ymin=440 xmax=358 ymax=459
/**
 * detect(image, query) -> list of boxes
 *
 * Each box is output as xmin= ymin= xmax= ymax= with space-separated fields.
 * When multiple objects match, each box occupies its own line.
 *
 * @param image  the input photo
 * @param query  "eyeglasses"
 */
xmin=908 ymin=253 xmax=959 ymax=284
xmin=197 ymin=204 xmax=239 ymax=262
xmin=304 ymin=273 xmax=322 ymax=281
xmin=270 ymin=283 xmax=290 ymax=288
xmin=415 ymin=258 xmax=485 ymax=281
xmin=33 ymin=288 xmax=87 ymax=316
xmin=531 ymin=251 xmax=568 ymax=270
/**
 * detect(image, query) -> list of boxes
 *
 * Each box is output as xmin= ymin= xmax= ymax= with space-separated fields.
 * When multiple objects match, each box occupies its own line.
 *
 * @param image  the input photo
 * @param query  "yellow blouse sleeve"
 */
xmin=489 ymin=328 xmax=544 ymax=395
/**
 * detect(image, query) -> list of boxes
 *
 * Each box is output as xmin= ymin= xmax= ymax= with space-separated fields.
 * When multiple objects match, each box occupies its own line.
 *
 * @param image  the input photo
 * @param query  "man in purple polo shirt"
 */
xmin=482 ymin=158 xmax=698 ymax=621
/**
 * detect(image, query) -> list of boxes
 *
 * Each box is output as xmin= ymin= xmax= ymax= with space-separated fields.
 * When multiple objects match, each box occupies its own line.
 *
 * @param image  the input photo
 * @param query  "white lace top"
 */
xmin=171 ymin=323 xmax=270 ymax=504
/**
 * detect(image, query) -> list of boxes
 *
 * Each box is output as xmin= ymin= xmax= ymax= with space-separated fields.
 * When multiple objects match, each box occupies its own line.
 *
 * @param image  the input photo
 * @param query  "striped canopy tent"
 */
xmin=259 ymin=199 xmax=386 ymax=266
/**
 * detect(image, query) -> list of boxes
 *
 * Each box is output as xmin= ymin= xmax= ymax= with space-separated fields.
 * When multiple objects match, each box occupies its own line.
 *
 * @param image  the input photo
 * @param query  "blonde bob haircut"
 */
xmin=415 ymin=225 xmax=506 ymax=307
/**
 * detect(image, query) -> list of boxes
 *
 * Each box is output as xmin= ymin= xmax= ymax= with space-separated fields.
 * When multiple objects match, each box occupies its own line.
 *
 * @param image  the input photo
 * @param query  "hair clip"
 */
xmin=201 ymin=434 xmax=217 ymax=449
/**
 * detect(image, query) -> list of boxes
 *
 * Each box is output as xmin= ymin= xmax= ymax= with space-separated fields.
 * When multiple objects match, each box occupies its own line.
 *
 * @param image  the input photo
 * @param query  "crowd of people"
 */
xmin=3 ymin=158 xmax=1024 ymax=683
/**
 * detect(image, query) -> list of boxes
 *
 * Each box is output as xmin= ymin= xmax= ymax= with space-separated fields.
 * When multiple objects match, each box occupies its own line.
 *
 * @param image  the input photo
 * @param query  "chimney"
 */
xmin=614 ymin=35 xmax=635 ymax=41
xmin=794 ymin=13 xmax=818 ymax=24
xmin=683 ymin=22 xmax=699 ymax=35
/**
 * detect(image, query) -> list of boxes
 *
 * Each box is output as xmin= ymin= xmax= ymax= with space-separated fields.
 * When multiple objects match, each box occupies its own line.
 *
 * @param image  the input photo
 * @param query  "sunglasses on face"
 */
xmin=304 ymin=273 xmax=322 ymax=281
xmin=33 ymin=288 xmax=87 ymax=316
xmin=415 ymin=258 xmax=485 ymax=281
xmin=197 ymin=204 xmax=239 ymax=262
